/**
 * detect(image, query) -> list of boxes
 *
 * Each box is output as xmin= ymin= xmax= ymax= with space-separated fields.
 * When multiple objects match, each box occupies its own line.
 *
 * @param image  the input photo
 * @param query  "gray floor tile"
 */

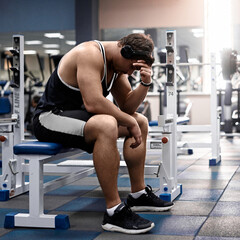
xmin=185 ymin=165 xmax=238 ymax=173
xmin=196 ymin=236 xmax=240 ymax=240
xmin=70 ymin=176 xmax=100 ymax=186
xmin=0 ymin=228 xmax=12 ymax=237
xmin=94 ymin=232 xmax=194 ymax=240
xmin=82 ymin=186 xmax=133 ymax=198
xmin=0 ymin=194 xmax=29 ymax=209
xmin=232 ymin=172 xmax=240 ymax=181
xmin=50 ymin=210 xmax=104 ymax=231
xmin=198 ymin=216 xmax=240 ymax=237
xmin=178 ymin=179 xmax=228 ymax=189
xmin=219 ymin=189 xmax=240 ymax=201
xmin=169 ymin=201 xmax=215 ymax=216
xmin=0 ymin=193 xmax=78 ymax=211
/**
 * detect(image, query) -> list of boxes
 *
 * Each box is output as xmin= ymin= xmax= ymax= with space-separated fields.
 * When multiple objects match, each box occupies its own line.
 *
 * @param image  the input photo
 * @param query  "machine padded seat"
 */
xmin=0 ymin=80 xmax=7 ymax=87
xmin=14 ymin=141 xmax=63 ymax=155
xmin=149 ymin=116 xmax=190 ymax=127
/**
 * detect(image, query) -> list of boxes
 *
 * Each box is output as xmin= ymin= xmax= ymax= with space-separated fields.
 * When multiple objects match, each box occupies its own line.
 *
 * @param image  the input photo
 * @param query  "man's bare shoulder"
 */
xmin=70 ymin=41 xmax=103 ymax=67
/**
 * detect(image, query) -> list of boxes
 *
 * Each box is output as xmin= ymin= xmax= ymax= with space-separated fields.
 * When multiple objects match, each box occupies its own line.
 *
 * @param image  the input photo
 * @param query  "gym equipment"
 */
xmin=151 ymin=31 xmax=182 ymax=201
xmin=152 ymin=48 xmax=240 ymax=81
xmin=152 ymin=51 xmax=221 ymax=166
xmin=0 ymin=36 xmax=25 ymax=201
xmin=221 ymin=49 xmax=238 ymax=80
xmin=4 ymin=142 xmax=95 ymax=229
xmin=0 ymin=80 xmax=11 ymax=115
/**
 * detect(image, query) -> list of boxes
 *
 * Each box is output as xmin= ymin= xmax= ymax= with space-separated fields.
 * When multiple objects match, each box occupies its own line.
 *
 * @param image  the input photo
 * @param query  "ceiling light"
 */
xmin=43 ymin=44 xmax=60 ymax=48
xmin=44 ymin=33 xmax=64 ymax=39
xmin=132 ymin=29 xmax=145 ymax=34
xmin=25 ymin=40 xmax=42 ymax=45
xmin=66 ymin=40 xmax=76 ymax=46
xmin=4 ymin=47 xmax=12 ymax=51
xmin=44 ymin=49 xmax=60 ymax=55
xmin=24 ymin=50 xmax=37 ymax=55
xmin=193 ymin=33 xmax=204 ymax=38
xmin=191 ymin=28 xmax=203 ymax=33
xmin=191 ymin=28 xmax=204 ymax=38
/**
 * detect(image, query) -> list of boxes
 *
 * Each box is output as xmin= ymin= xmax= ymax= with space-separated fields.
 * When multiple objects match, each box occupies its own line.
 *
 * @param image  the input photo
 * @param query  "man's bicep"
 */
xmin=111 ymin=74 xmax=132 ymax=110
xmin=77 ymin=65 xmax=103 ymax=106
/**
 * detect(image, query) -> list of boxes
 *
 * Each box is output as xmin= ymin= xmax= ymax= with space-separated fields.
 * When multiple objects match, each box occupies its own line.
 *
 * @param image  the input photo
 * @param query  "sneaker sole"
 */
xmin=102 ymin=222 xmax=155 ymax=234
xmin=131 ymin=204 xmax=174 ymax=212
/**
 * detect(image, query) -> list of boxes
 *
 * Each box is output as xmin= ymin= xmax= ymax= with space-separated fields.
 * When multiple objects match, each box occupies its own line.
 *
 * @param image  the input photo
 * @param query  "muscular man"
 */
xmin=33 ymin=33 xmax=174 ymax=234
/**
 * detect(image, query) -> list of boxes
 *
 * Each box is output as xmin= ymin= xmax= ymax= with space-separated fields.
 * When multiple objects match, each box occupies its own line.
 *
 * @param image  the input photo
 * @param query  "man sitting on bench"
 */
xmin=33 ymin=33 xmax=174 ymax=234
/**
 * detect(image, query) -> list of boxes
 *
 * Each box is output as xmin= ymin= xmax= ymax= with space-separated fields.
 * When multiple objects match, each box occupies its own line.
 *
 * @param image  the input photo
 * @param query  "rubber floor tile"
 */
xmin=185 ymin=165 xmax=238 ymax=173
xmin=170 ymin=201 xmax=215 ymax=216
xmin=178 ymin=189 xmax=223 ymax=201
xmin=178 ymin=171 xmax=234 ymax=180
xmin=141 ymin=214 xmax=206 ymax=235
xmin=226 ymin=180 xmax=240 ymax=190
xmin=117 ymin=177 xmax=160 ymax=188
xmin=95 ymin=232 xmax=195 ymax=240
xmin=179 ymin=179 xmax=228 ymax=189
xmin=210 ymin=202 xmax=240 ymax=216
xmin=45 ymin=185 xmax=98 ymax=196
xmin=196 ymin=236 xmax=240 ymax=240
xmin=0 ymin=229 xmax=101 ymax=240
xmin=56 ymin=197 xmax=106 ymax=212
xmin=219 ymin=189 xmax=240 ymax=201
xmin=198 ymin=216 xmax=240 ymax=237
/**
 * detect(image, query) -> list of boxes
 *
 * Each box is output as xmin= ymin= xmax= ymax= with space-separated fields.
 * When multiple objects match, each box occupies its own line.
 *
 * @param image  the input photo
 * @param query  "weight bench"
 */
xmin=4 ymin=141 xmax=95 ymax=229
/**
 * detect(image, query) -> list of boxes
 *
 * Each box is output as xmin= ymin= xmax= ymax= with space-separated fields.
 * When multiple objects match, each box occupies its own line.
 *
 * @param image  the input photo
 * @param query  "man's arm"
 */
xmin=76 ymin=49 xmax=142 ymax=147
xmin=111 ymin=61 xmax=152 ymax=115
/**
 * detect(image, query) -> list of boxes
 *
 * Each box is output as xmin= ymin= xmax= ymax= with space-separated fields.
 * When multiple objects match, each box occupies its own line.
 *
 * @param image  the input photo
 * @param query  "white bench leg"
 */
xmin=4 ymin=155 xmax=70 ymax=229
xmin=29 ymin=158 xmax=44 ymax=216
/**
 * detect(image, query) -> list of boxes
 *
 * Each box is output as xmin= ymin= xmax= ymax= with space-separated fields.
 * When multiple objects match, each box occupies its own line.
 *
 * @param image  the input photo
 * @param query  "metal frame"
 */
xmin=0 ymin=35 xmax=26 ymax=200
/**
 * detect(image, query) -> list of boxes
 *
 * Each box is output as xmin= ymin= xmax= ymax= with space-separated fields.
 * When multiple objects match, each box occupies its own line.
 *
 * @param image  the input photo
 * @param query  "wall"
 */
xmin=0 ymin=0 xmax=75 ymax=32
xmin=99 ymin=0 xmax=204 ymax=29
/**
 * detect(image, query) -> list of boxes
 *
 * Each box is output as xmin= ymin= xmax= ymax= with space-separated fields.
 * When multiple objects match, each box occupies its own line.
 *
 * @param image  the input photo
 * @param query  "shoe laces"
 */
xmin=145 ymin=185 xmax=159 ymax=200
xmin=115 ymin=202 xmax=139 ymax=220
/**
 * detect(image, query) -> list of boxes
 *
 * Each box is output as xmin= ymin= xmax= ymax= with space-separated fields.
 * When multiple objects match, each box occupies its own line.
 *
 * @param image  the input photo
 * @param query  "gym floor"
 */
xmin=0 ymin=133 xmax=240 ymax=240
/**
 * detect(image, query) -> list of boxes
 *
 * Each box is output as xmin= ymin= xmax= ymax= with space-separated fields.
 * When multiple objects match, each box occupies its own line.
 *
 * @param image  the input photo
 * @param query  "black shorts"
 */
xmin=33 ymin=109 xmax=94 ymax=153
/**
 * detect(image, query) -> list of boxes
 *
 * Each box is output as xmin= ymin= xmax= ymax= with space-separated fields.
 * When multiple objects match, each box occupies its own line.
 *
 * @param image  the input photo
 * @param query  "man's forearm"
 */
xmin=121 ymin=84 xmax=150 ymax=114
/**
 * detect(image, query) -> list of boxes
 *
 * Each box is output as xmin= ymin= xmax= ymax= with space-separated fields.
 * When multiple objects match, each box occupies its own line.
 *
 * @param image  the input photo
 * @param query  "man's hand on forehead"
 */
xmin=132 ymin=60 xmax=151 ymax=70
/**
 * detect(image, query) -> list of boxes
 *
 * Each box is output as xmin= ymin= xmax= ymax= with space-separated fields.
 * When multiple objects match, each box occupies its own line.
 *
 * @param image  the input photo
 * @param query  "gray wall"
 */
xmin=0 ymin=0 xmax=75 ymax=32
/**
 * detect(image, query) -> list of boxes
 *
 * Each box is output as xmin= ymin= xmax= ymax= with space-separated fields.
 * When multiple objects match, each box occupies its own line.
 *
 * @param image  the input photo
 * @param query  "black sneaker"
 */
xmin=102 ymin=202 xmax=155 ymax=234
xmin=127 ymin=185 xmax=174 ymax=212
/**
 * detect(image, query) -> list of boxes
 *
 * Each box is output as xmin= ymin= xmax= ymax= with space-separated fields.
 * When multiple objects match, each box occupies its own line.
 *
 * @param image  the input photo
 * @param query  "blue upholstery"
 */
xmin=149 ymin=117 xmax=189 ymax=127
xmin=3 ymin=90 xmax=11 ymax=96
xmin=14 ymin=141 xmax=63 ymax=155
xmin=0 ymin=80 xmax=7 ymax=87
xmin=149 ymin=120 xmax=159 ymax=127
xmin=0 ymin=97 xmax=11 ymax=114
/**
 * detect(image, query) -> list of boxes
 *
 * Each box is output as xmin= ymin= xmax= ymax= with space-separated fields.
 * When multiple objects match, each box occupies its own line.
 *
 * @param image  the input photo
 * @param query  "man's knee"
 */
xmin=86 ymin=115 xmax=118 ymax=140
xmin=134 ymin=113 xmax=149 ymax=133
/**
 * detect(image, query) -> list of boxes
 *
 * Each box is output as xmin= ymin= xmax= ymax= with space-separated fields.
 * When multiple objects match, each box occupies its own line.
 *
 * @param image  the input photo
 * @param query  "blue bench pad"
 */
xmin=149 ymin=117 xmax=190 ymax=127
xmin=14 ymin=141 xmax=63 ymax=155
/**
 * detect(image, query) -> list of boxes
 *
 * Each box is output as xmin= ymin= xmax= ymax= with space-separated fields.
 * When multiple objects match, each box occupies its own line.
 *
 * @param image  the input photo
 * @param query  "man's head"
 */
xmin=117 ymin=33 xmax=155 ymax=66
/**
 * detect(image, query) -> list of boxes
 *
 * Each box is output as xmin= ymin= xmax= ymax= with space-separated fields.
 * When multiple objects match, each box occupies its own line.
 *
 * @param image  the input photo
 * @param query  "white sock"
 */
xmin=130 ymin=189 xmax=146 ymax=199
xmin=107 ymin=202 xmax=122 ymax=216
